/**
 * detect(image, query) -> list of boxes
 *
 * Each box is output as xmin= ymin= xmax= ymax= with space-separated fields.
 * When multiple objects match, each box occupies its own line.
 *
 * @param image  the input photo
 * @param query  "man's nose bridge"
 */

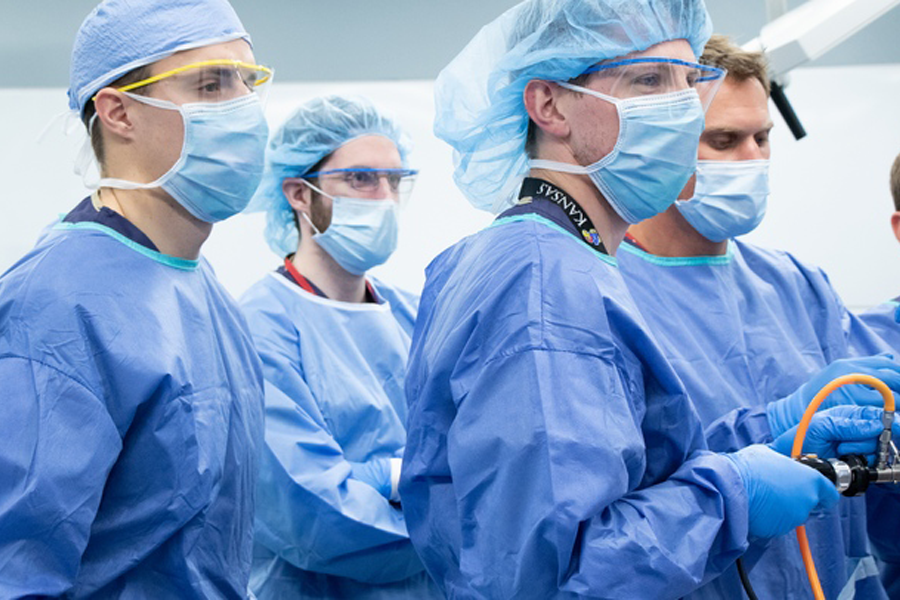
xmin=737 ymin=136 xmax=764 ymax=160
xmin=377 ymin=174 xmax=394 ymax=196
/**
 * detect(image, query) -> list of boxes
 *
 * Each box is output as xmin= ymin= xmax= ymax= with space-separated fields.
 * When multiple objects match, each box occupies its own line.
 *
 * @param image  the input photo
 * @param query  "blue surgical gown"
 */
xmin=240 ymin=272 xmax=442 ymax=599
xmin=861 ymin=298 xmax=900 ymax=598
xmin=862 ymin=299 xmax=900 ymax=353
xmin=618 ymin=239 xmax=899 ymax=599
xmin=400 ymin=210 xmax=749 ymax=599
xmin=0 ymin=212 xmax=265 ymax=598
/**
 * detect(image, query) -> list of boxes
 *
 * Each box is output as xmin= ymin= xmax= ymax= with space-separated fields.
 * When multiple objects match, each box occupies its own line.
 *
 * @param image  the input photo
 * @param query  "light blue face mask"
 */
xmin=675 ymin=159 xmax=770 ymax=242
xmin=529 ymin=84 xmax=706 ymax=224
xmin=94 ymin=93 xmax=269 ymax=223
xmin=301 ymin=181 xmax=400 ymax=276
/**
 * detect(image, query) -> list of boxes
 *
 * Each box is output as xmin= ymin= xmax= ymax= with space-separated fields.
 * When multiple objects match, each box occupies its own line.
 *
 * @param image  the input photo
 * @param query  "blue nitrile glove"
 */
xmin=770 ymin=406 xmax=891 ymax=464
xmin=726 ymin=444 xmax=839 ymax=539
xmin=348 ymin=458 xmax=392 ymax=500
xmin=767 ymin=354 xmax=900 ymax=438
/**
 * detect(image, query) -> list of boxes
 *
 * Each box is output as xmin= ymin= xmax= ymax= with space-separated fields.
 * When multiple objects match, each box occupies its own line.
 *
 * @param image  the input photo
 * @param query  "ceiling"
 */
xmin=3 ymin=0 xmax=899 ymax=88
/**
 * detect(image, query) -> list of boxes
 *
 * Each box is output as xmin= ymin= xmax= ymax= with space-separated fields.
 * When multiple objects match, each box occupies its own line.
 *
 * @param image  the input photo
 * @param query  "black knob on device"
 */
xmin=796 ymin=455 xmax=836 ymax=485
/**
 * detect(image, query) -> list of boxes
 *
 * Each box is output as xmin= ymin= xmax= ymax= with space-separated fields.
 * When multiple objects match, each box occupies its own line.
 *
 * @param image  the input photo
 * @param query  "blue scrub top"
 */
xmin=862 ymin=299 xmax=900 ymax=354
xmin=241 ymin=271 xmax=443 ymax=599
xmin=618 ymin=239 xmax=899 ymax=599
xmin=400 ymin=181 xmax=749 ymax=599
xmin=0 ymin=198 xmax=265 ymax=598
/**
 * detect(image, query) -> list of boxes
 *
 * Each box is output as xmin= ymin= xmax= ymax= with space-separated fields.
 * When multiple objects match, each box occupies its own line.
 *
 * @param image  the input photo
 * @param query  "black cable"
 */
xmin=736 ymin=558 xmax=759 ymax=600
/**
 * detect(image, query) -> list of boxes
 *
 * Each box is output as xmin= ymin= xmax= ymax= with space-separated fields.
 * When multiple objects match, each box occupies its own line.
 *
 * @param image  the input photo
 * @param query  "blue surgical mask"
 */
xmin=94 ymin=93 xmax=269 ymax=223
xmin=301 ymin=182 xmax=400 ymax=276
xmin=675 ymin=159 xmax=770 ymax=242
xmin=529 ymin=84 xmax=705 ymax=224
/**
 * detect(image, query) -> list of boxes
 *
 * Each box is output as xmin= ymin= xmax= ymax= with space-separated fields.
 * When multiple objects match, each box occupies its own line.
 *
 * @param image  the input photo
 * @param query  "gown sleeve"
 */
xmin=704 ymin=405 xmax=774 ymax=452
xmin=250 ymin=313 xmax=424 ymax=585
xmin=442 ymin=346 xmax=749 ymax=598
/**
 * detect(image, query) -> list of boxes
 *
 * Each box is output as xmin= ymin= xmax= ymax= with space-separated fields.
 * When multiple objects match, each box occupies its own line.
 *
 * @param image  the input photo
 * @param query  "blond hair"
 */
xmin=701 ymin=34 xmax=770 ymax=96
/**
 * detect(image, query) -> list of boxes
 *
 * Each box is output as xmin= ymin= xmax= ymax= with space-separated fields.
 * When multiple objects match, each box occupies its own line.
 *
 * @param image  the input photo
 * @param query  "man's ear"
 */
xmin=283 ymin=178 xmax=313 ymax=212
xmin=93 ymin=88 xmax=136 ymax=141
xmin=523 ymin=79 xmax=571 ymax=144
xmin=891 ymin=211 xmax=900 ymax=245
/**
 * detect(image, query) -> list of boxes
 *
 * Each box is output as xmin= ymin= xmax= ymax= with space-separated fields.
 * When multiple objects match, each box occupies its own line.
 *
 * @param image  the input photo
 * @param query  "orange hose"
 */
xmin=790 ymin=373 xmax=894 ymax=600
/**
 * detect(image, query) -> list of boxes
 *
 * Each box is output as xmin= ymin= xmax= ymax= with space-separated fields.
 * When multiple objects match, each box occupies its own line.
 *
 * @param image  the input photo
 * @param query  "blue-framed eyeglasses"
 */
xmin=303 ymin=168 xmax=419 ymax=196
xmin=576 ymin=57 xmax=727 ymax=109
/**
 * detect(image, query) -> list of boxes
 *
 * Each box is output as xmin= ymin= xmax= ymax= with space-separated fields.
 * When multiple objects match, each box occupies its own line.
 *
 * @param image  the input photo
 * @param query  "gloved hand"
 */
xmin=769 ymin=405 xmax=890 ymax=464
xmin=726 ymin=444 xmax=839 ymax=539
xmin=767 ymin=354 xmax=900 ymax=438
xmin=348 ymin=456 xmax=403 ymax=502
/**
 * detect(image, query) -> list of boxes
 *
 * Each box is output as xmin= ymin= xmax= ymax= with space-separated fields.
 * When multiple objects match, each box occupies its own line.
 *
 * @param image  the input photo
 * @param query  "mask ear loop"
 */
xmin=299 ymin=211 xmax=323 ymax=236
xmin=36 ymin=108 xmax=78 ymax=143
xmin=297 ymin=180 xmax=328 ymax=236
xmin=35 ymin=108 xmax=103 ymax=189
xmin=83 ymin=93 xmax=188 ymax=194
xmin=299 ymin=178 xmax=335 ymax=200
xmin=75 ymin=113 xmax=103 ymax=190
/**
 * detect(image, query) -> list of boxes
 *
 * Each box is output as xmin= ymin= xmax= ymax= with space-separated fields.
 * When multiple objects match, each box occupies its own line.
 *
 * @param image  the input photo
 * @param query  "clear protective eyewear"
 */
xmin=95 ymin=59 xmax=274 ymax=105
xmin=577 ymin=58 xmax=726 ymax=111
xmin=303 ymin=168 xmax=419 ymax=204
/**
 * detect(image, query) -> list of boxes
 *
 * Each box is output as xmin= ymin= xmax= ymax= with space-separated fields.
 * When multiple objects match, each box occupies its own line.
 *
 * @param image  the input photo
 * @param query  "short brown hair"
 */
xmin=81 ymin=66 xmax=150 ymax=167
xmin=890 ymin=152 xmax=900 ymax=211
xmin=701 ymin=34 xmax=771 ymax=96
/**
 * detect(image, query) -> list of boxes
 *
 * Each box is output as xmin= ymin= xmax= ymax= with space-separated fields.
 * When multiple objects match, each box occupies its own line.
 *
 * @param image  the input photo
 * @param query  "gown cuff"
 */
xmin=390 ymin=458 xmax=403 ymax=502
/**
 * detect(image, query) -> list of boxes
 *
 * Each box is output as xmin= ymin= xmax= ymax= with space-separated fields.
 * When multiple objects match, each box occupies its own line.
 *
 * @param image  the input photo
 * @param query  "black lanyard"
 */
xmin=518 ymin=178 xmax=608 ymax=256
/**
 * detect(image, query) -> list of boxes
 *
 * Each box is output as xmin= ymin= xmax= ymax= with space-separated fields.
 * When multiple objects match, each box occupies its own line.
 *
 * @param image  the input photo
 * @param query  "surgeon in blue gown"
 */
xmin=241 ymin=95 xmax=442 ymax=599
xmin=397 ymin=2 xmax=886 ymax=599
xmin=0 ymin=0 xmax=269 ymax=598
xmin=860 ymin=151 xmax=900 ymax=597
xmin=862 ymin=152 xmax=900 ymax=355
xmin=620 ymin=35 xmax=900 ymax=599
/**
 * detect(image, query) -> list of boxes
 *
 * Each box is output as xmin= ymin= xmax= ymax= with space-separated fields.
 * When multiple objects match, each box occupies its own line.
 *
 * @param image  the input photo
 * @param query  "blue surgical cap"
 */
xmin=434 ymin=0 xmax=713 ymax=212
xmin=247 ymin=95 xmax=412 ymax=257
xmin=68 ymin=0 xmax=251 ymax=115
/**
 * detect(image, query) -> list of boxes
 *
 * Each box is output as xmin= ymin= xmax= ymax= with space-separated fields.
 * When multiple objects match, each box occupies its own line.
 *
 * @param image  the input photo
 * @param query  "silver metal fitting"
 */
xmin=877 ymin=412 xmax=895 ymax=470
xmin=872 ymin=466 xmax=900 ymax=485
xmin=829 ymin=459 xmax=853 ymax=493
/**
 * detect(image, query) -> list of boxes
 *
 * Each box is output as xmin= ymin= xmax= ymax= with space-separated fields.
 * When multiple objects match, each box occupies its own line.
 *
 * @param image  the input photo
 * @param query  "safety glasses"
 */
xmin=96 ymin=59 xmax=274 ymax=105
xmin=578 ymin=58 xmax=727 ymax=110
xmin=303 ymin=168 xmax=419 ymax=204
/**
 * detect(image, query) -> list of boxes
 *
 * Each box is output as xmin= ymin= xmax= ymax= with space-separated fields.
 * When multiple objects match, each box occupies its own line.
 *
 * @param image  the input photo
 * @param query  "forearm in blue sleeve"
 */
xmin=447 ymin=348 xmax=749 ymax=599
xmin=254 ymin=377 xmax=424 ymax=584
xmin=705 ymin=405 xmax=774 ymax=453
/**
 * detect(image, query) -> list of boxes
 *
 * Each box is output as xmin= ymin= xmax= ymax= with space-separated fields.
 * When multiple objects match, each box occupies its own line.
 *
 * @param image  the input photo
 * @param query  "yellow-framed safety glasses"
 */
xmin=93 ymin=59 xmax=274 ymax=105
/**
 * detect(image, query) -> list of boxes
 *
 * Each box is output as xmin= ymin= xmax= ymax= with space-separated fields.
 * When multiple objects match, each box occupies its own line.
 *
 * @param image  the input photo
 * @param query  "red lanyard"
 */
xmin=283 ymin=257 xmax=325 ymax=297
xmin=624 ymin=232 xmax=648 ymax=252
xmin=283 ymin=257 xmax=379 ymax=302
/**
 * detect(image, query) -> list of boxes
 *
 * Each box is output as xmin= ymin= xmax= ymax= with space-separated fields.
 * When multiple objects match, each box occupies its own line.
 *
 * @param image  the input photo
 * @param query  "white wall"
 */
xmin=1 ymin=67 xmax=898 ymax=309
xmin=0 ymin=81 xmax=493 ymax=300
xmin=742 ymin=64 xmax=900 ymax=311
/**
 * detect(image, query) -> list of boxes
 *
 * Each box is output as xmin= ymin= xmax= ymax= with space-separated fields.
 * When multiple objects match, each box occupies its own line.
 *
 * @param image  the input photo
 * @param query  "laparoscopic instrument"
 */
xmin=739 ymin=374 xmax=898 ymax=600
